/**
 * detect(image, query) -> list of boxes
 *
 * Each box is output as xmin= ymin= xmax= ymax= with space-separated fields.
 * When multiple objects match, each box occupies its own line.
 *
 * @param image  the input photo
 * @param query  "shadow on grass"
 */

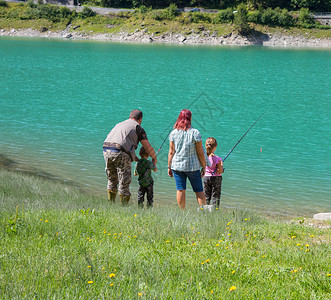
xmin=0 ymin=153 xmax=84 ymax=190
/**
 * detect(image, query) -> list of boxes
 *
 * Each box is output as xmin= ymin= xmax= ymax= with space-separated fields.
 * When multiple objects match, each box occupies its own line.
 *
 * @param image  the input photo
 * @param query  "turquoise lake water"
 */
xmin=1 ymin=37 xmax=330 ymax=216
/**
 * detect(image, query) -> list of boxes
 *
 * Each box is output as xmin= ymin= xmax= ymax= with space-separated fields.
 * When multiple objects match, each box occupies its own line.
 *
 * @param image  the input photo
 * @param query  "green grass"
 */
xmin=0 ymin=169 xmax=330 ymax=298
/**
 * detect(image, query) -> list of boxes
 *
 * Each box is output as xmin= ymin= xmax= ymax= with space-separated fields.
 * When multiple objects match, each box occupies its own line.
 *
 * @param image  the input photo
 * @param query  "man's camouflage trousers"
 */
xmin=103 ymin=150 xmax=132 ymax=196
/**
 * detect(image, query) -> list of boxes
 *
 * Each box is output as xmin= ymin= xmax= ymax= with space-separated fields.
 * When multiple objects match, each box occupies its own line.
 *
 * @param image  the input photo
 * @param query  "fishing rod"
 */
xmin=156 ymin=127 xmax=172 ymax=156
xmin=222 ymin=111 xmax=265 ymax=163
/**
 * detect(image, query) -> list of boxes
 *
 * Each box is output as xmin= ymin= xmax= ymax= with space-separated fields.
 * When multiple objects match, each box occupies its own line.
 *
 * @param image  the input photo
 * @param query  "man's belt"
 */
xmin=103 ymin=142 xmax=127 ymax=154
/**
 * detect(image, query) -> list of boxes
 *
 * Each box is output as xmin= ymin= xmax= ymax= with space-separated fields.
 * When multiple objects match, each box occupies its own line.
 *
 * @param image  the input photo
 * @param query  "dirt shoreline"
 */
xmin=1 ymin=27 xmax=331 ymax=48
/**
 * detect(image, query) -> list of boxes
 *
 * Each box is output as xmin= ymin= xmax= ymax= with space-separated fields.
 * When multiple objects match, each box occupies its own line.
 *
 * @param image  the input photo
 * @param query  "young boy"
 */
xmin=134 ymin=147 xmax=157 ymax=208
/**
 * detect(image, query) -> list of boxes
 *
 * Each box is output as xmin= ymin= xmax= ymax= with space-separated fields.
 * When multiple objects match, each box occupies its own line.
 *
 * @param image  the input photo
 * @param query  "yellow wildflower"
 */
xmin=228 ymin=233 xmax=231 ymax=236
xmin=216 ymin=244 xmax=220 ymax=247
xmin=327 ymin=274 xmax=331 ymax=277
xmin=138 ymin=292 xmax=142 ymax=296
xmin=297 ymin=243 xmax=301 ymax=246
xmin=211 ymin=290 xmax=213 ymax=293
xmin=244 ymin=218 xmax=248 ymax=221
xmin=229 ymin=286 xmax=236 ymax=292
xmin=88 ymin=266 xmax=91 ymax=268
xmin=134 ymin=214 xmax=137 ymax=217
xmin=262 ymin=255 xmax=266 ymax=258
xmin=232 ymin=270 xmax=235 ymax=274
xmin=205 ymin=259 xmax=210 ymax=263
xmin=291 ymin=236 xmax=296 ymax=239
xmin=109 ymin=273 xmax=116 ymax=278
xmin=305 ymin=244 xmax=309 ymax=247
xmin=192 ymin=243 xmax=196 ymax=245
xmin=306 ymin=249 xmax=310 ymax=252
xmin=310 ymin=235 xmax=314 ymax=238
xmin=110 ymin=283 xmax=113 ymax=286
xmin=114 ymin=233 xmax=117 ymax=236
xmin=88 ymin=281 xmax=93 ymax=284
xmin=225 ymin=247 xmax=229 ymax=249
xmin=45 ymin=220 xmax=48 ymax=223
xmin=166 ymin=240 xmax=170 ymax=243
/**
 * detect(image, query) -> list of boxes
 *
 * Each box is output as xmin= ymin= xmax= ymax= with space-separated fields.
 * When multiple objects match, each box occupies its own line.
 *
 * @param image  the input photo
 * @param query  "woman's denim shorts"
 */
xmin=172 ymin=170 xmax=203 ymax=193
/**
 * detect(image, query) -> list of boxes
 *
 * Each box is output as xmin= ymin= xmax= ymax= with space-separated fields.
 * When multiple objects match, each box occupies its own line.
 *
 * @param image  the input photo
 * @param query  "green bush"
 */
xmin=214 ymin=7 xmax=234 ymax=24
xmin=138 ymin=5 xmax=149 ymax=14
xmin=79 ymin=6 xmax=96 ymax=18
xmin=59 ymin=6 xmax=72 ymax=19
xmin=0 ymin=0 xmax=8 ymax=7
xmin=249 ymin=8 xmax=294 ymax=27
xmin=234 ymin=3 xmax=250 ymax=34
xmin=277 ymin=8 xmax=294 ymax=26
xmin=247 ymin=10 xmax=262 ymax=23
xmin=297 ymin=7 xmax=315 ymax=27
xmin=188 ymin=11 xmax=211 ymax=23
xmin=164 ymin=3 xmax=179 ymax=19
xmin=150 ymin=4 xmax=179 ymax=21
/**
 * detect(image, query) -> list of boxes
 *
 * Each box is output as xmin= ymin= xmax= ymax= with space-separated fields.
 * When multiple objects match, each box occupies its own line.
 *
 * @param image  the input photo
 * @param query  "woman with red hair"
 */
xmin=168 ymin=109 xmax=207 ymax=209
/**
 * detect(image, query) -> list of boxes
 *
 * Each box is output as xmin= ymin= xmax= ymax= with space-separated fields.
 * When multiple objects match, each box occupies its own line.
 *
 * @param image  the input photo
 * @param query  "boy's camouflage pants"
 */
xmin=103 ymin=150 xmax=132 ymax=196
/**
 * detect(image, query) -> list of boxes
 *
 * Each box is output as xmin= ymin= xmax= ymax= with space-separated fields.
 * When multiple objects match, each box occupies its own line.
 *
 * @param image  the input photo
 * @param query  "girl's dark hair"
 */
xmin=206 ymin=137 xmax=217 ymax=156
xmin=174 ymin=109 xmax=192 ymax=131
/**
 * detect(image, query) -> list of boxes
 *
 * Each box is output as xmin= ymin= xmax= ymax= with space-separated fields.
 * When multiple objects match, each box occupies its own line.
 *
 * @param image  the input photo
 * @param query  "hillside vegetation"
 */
xmin=0 ymin=2 xmax=330 ymax=39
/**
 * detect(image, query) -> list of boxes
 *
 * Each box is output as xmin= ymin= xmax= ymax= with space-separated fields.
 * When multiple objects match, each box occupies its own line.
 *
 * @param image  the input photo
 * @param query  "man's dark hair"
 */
xmin=129 ymin=109 xmax=143 ymax=121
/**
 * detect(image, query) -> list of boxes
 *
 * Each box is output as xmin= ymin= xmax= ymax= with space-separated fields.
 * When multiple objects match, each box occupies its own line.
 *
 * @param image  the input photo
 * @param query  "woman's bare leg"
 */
xmin=177 ymin=190 xmax=186 ymax=209
xmin=195 ymin=191 xmax=206 ymax=206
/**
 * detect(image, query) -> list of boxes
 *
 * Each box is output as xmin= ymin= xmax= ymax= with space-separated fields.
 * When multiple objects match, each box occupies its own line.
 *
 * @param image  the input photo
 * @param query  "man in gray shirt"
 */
xmin=103 ymin=110 xmax=157 ymax=205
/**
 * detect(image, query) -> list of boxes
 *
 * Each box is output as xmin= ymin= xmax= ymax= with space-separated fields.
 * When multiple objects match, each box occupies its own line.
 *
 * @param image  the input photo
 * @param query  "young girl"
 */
xmin=203 ymin=137 xmax=224 ymax=208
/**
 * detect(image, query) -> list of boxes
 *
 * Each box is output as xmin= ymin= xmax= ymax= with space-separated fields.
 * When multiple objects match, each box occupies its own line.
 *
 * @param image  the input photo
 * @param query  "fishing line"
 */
xmin=212 ymin=112 xmax=265 ymax=174
xmin=222 ymin=112 xmax=265 ymax=163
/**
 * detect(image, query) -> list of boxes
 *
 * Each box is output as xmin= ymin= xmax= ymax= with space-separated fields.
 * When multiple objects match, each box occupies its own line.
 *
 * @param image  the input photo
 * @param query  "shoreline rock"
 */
xmin=1 ymin=28 xmax=330 ymax=48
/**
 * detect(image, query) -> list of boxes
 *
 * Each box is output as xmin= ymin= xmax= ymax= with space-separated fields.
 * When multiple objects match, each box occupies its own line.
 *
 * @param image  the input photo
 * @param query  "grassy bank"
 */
xmin=0 ymin=169 xmax=330 ymax=298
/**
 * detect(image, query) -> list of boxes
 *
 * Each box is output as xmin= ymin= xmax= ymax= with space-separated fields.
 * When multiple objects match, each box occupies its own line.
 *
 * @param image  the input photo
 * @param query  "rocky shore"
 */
xmin=1 ymin=27 xmax=331 ymax=48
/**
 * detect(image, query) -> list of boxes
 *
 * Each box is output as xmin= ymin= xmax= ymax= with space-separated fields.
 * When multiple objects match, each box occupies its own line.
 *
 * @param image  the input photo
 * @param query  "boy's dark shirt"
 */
xmin=136 ymin=158 xmax=155 ymax=187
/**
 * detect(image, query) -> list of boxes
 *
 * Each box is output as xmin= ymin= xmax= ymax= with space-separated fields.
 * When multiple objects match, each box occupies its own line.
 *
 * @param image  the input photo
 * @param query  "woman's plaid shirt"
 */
xmin=169 ymin=127 xmax=208 ymax=172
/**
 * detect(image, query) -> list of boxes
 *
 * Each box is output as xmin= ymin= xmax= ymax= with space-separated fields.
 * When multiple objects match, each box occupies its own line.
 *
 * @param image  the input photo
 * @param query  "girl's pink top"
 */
xmin=205 ymin=155 xmax=222 ymax=176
